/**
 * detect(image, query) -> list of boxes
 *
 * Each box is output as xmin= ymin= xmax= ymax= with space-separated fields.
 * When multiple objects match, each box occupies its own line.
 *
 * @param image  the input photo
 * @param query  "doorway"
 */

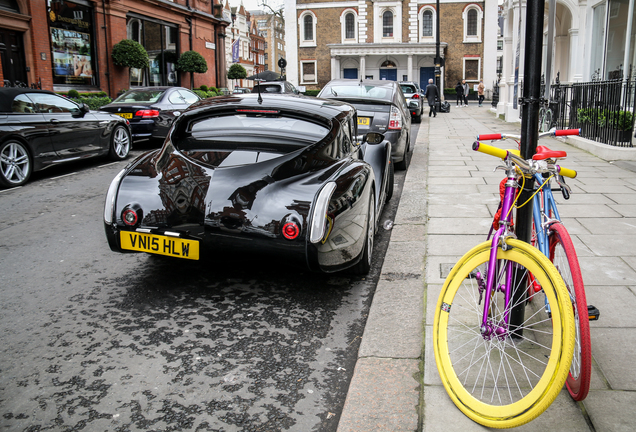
xmin=0 ymin=28 xmax=28 ymax=86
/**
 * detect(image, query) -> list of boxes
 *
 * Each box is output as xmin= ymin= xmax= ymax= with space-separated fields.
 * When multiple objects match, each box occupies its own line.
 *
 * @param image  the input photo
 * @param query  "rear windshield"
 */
xmin=322 ymin=85 xmax=391 ymax=100
xmin=177 ymin=113 xmax=330 ymax=150
xmin=253 ymin=85 xmax=282 ymax=93
xmin=113 ymin=90 xmax=165 ymax=103
xmin=400 ymin=84 xmax=417 ymax=94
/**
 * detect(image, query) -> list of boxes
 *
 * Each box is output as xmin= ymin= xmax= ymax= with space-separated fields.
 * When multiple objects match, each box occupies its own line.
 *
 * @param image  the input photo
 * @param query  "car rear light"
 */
xmin=388 ymin=106 xmax=402 ymax=130
xmin=121 ymin=204 xmax=143 ymax=227
xmin=282 ymin=222 xmax=300 ymax=240
xmin=310 ymin=182 xmax=337 ymax=244
xmin=412 ymin=94 xmax=420 ymax=99
xmin=412 ymin=111 xmax=417 ymax=116
xmin=135 ymin=109 xmax=160 ymax=118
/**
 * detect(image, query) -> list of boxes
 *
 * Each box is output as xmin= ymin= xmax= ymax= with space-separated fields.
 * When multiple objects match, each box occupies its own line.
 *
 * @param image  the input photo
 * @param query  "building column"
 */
xmin=568 ymin=28 xmax=580 ymax=82
xmin=360 ymin=55 xmax=366 ymax=79
xmin=331 ymin=56 xmax=340 ymax=79
xmin=407 ymin=55 xmax=413 ymax=81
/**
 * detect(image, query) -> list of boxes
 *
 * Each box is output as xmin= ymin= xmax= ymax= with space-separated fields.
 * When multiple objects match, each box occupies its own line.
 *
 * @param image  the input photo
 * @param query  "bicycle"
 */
xmin=432 ymin=135 xmax=577 ymax=428
xmin=476 ymin=129 xmax=599 ymax=402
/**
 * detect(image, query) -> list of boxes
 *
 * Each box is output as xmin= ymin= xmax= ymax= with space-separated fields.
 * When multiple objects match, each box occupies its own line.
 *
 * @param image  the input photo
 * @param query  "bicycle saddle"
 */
xmin=533 ymin=146 xmax=567 ymax=160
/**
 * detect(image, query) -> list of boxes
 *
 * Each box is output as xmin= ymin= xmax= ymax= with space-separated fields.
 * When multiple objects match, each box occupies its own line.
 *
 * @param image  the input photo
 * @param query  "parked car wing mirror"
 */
xmin=73 ymin=103 xmax=90 ymax=118
xmin=409 ymin=101 xmax=419 ymax=109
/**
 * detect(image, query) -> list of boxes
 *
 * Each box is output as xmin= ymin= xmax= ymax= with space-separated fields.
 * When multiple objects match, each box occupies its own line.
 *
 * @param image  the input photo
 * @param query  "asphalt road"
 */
xmin=0 ymin=123 xmax=418 ymax=432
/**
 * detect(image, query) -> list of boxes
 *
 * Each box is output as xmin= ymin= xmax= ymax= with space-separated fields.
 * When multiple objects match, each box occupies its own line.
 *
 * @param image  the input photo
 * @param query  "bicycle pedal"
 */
xmin=588 ymin=305 xmax=600 ymax=321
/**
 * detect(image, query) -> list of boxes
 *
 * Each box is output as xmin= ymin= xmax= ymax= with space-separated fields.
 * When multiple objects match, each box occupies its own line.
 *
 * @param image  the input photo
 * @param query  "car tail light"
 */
xmin=135 ymin=109 xmax=160 ymax=118
xmin=310 ymin=182 xmax=337 ymax=244
xmin=121 ymin=204 xmax=143 ymax=227
xmin=388 ymin=106 xmax=402 ymax=130
xmin=412 ymin=94 xmax=420 ymax=99
xmin=282 ymin=222 xmax=300 ymax=240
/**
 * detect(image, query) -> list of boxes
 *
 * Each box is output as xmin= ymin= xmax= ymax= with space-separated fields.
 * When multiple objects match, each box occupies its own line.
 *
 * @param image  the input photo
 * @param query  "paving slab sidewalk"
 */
xmin=337 ymin=105 xmax=636 ymax=432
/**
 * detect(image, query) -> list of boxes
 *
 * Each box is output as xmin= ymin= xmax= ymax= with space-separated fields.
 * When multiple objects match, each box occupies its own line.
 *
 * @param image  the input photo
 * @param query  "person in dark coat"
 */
xmin=455 ymin=81 xmax=464 ymax=107
xmin=424 ymin=78 xmax=439 ymax=117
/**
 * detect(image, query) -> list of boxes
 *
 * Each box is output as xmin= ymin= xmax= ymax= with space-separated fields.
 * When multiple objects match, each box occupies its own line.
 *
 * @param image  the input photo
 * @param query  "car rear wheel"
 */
xmin=395 ymin=134 xmax=410 ymax=171
xmin=0 ymin=140 xmax=32 ymax=188
xmin=109 ymin=125 xmax=131 ymax=161
xmin=386 ymin=161 xmax=394 ymax=201
xmin=351 ymin=193 xmax=375 ymax=275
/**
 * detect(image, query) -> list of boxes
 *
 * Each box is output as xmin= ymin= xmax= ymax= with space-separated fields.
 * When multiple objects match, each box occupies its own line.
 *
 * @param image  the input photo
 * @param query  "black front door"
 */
xmin=0 ymin=28 xmax=27 ymax=86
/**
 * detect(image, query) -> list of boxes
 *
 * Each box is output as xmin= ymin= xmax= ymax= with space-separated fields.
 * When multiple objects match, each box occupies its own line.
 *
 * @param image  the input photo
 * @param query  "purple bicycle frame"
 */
xmin=481 ymin=173 xmax=518 ymax=339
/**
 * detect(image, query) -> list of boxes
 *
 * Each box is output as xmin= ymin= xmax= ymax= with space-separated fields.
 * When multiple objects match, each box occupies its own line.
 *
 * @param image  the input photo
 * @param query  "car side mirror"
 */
xmin=409 ymin=101 xmax=419 ymax=109
xmin=73 ymin=103 xmax=90 ymax=117
xmin=362 ymin=132 xmax=384 ymax=145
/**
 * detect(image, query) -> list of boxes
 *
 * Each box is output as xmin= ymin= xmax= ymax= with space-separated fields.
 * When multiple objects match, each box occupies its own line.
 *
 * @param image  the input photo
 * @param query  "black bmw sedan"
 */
xmin=0 ymin=88 xmax=132 ymax=188
xmin=100 ymin=87 xmax=200 ymax=143
xmin=318 ymin=79 xmax=413 ymax=170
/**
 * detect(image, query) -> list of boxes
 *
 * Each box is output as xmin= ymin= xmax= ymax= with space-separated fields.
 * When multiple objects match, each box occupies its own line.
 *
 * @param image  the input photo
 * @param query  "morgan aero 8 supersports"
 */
xmin=104 ymin=94 xmax=394 ymax=274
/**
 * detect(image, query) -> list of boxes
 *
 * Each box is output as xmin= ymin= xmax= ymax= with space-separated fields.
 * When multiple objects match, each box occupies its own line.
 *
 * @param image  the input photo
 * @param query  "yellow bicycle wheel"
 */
xmin=433 ymin=239 xmax=575 ymax=428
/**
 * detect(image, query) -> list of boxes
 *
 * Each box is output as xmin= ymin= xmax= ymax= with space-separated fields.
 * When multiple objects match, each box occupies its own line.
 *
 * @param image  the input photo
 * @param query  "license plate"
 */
xmin=120 ymin=231 xmax=199 ymax=260
xmin=114 ymin=112 xmax=132 ymax=119
xmin=358 ymin=117 xmax=370 ymax=126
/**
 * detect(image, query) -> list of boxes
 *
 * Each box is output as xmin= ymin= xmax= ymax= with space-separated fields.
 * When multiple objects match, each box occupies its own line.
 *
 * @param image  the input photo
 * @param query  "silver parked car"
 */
xmin=399 ymin=81 xmax=423 ymax=123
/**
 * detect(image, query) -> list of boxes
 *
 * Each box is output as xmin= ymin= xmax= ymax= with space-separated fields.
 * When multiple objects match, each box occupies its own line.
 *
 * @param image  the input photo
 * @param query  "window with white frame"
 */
xmin=383 ymin=10 xmax=393 ymax=37
xmin=463 ymin=4 xmax=483 ymax=43
xmin=299 ymin=11 xmax=317 ymax=47
xmin=463 ymin=57 xmax=481 ymax=81
xmin=340 ymin=9 xmax=358 ymax=43
xmin=301 ymin=60 xmax=317 ymax=84
xmin=419 ymin=6 xmax=435 ymax=41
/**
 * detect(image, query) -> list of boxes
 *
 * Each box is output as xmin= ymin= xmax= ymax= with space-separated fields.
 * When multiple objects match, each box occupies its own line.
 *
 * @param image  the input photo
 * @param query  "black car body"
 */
xmin=399 ymin=81 xmax=423 ymax=123
xmin=0 ymin=88 xmax=131 ymax=188
xmin=251 ymin=81 xmax=300 ymax=95
xmin=100 ymin=87 xmax=200 ymax=143
xmin=104 ymin=94 xmax=393 ymax=274
xmin=318 ymin=79 xmax=412 ymax=170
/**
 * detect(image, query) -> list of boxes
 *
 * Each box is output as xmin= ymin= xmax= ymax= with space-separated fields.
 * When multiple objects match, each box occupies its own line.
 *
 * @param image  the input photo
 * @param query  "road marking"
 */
xmin=50 ymin=172 xmax=77 ymax=180
xmin=0 ymin=186 xmax=21 ymax=193
xmin=99 ymin=162 xmax=120 ymax=168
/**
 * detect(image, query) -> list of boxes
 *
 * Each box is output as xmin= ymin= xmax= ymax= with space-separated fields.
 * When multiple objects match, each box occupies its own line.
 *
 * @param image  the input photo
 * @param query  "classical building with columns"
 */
xmin=496 ymin=0 xmax=636 ymax=122
xmin=284 ymin=0 xmax=498 ymax=94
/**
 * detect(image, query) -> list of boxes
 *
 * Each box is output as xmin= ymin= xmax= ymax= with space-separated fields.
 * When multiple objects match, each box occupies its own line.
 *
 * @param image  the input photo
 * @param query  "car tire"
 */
xmin=0 ymin=140 xmax=32 ymax=188
xmin=414 ymin=113 xmax=422 ymax=123
xmin=395 ymin=134 xmax=410 ymax=171
xmin=109 ymin=125 xmax=132 ymax=161
xmin=351 ymin=192 xmax=375 ymax=275
xmin=386 ymin=161 xmax=394 ymax=201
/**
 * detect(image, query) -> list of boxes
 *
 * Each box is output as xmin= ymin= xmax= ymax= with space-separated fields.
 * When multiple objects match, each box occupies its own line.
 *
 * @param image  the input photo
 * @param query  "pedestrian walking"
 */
xmin=462 ymin=79 xmax=469 ymax=107
xmin=455 ymin=81 xmax=464 ymax=107
xmin=478 ymin=80 xmax=485 ymax=107
xmin=424 ymin=78 xmax=439 ymax=117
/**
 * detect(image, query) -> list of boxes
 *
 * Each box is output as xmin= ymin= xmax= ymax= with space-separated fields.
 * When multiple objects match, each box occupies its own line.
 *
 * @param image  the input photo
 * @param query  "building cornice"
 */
xmin=326 ymin=42 xmax=448 ymax=56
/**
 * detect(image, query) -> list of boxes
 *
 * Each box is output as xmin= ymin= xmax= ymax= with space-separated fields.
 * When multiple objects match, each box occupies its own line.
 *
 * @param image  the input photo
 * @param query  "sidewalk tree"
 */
xmin=177 ymin=50 xmax=208 ymax=89
xmin=227 ymin=63 xmax=247 ymax=89
xmin=111 ymin=39 xmax=149 ymax=70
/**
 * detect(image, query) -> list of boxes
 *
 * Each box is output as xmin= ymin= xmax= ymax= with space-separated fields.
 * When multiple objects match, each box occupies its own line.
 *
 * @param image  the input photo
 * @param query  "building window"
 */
xmin=463 ymin=5 xmax=483 ymax=43
xmin=497 ymin=40 xmax=503 ymax=50
xmin=301 ymin=60 xmax=317 ymax=84
xmin=340 ymin=9 xmax=358 ymax=43
xmin=422 ymin=10 xmax=433 ymax=37
xmin=299 ymin=11 xmax=317 ymax=47
xmin=496 ymin=57 xmax=503 ymax=74
xmin=419 ymin=6 xmax=435 ymax=41
xmin=383 ymin=11 xmax=393 ymax=37
xmin=463 ymin=57 xmax=481 ymax=81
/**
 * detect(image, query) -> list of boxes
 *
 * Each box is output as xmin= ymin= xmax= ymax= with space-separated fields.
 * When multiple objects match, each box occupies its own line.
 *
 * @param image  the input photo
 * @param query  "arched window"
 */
xmin=381 ymin=60 xmax=396 ymax=68
xmin=422 ymin=10 xmax=433 ymax=37
xmin=299 ymin=11 xmax=317 ymax=47
xmin=304 ymin=15 xmax=313 ymax=41
xmin=383 ymin=11 xmax=393 ymax=37
xmin=467 ymin=9 xmax=477 ymax=36
xmin=345 ymin=13 xmax=355 ymax=39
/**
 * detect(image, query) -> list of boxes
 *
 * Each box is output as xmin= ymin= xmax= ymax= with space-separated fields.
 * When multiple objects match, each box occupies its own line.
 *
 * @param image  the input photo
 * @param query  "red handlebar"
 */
xmin=476 ymin=133 xmax=503 ymax=141
xmin=554 ymin=129 xmax=580 ymax=137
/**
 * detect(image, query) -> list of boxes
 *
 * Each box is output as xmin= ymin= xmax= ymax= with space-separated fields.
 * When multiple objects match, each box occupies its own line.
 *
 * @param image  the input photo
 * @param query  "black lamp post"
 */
xmin=435 ymin=0 xmax=441 ymax=110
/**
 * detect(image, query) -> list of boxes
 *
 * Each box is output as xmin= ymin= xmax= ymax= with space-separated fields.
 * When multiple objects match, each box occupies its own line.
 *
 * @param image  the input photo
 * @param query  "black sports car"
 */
xmin=318 ymin=79 xmax=413 ymax=170
xmin=104 ymin=94 xmax=393 ymax=274
xmin=99 ymin=87 xmax=200 ymax=143
xmin=0 ymin=88 xmax=132 ymax=188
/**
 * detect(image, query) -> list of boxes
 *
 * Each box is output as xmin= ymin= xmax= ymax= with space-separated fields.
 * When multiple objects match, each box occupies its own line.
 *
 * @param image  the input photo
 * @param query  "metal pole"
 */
xmin=510 ymin=0 xmax=545 ymax=338
xmin=435 ymin=0 xmax=441 ymax=109
xmin=544 ymin=0 xmax=556 ymax=101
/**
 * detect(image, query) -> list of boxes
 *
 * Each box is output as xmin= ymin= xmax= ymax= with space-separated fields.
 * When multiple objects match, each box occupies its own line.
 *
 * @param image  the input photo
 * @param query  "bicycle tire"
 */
xmin=549 ymin=222 xmax=592 ymax=401
xmin=539 ymin=108 xmax=553 ymax=133
xmin=433 ymin=239 xmax=575 ymax=428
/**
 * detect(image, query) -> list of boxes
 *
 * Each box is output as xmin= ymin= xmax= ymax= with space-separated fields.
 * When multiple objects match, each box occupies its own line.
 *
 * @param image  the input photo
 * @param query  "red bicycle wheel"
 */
xmin=549 ymin=222 xmax=591 ymax=401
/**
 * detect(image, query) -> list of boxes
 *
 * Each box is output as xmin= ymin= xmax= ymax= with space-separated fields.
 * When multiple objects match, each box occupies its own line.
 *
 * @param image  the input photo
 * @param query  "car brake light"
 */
xmin=412 ymin=94 xmax=420 ymax=99
xmin=282 ymin=222 xmax=300 ymax=240
xmin=388 ymin=106 xmax=402 ymax=130
xmin=135 ymin=109 xmax=160 ymax=118
xmin=122 ymin=208 xmax=138 ymax=226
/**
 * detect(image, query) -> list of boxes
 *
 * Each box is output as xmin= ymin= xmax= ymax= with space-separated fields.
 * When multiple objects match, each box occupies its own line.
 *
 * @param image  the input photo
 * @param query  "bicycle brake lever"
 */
xmin=555 ymin=174 xmax=571 ymax=200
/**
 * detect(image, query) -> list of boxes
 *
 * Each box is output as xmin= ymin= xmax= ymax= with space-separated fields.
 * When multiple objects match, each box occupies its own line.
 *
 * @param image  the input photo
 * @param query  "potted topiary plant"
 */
xmin=227 ymin=63 xmax=247 ymax=90
xmin=176 ymin=51 xmax=208 ymax=89
xmin=111 ymin=39 xmax=149 ymax=70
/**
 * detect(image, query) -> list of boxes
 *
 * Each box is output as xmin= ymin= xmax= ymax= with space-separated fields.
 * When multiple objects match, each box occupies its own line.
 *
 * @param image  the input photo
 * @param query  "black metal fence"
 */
xmin=551 ymin=78 xmax=636 ymax=147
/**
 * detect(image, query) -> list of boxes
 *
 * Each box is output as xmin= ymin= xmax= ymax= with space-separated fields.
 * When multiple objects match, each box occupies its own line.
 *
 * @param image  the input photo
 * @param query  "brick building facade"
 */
xmin=0 ymin=0 xmax=230 ymax=97
xmin=283 ymin=0 xmax=498 ymax=95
